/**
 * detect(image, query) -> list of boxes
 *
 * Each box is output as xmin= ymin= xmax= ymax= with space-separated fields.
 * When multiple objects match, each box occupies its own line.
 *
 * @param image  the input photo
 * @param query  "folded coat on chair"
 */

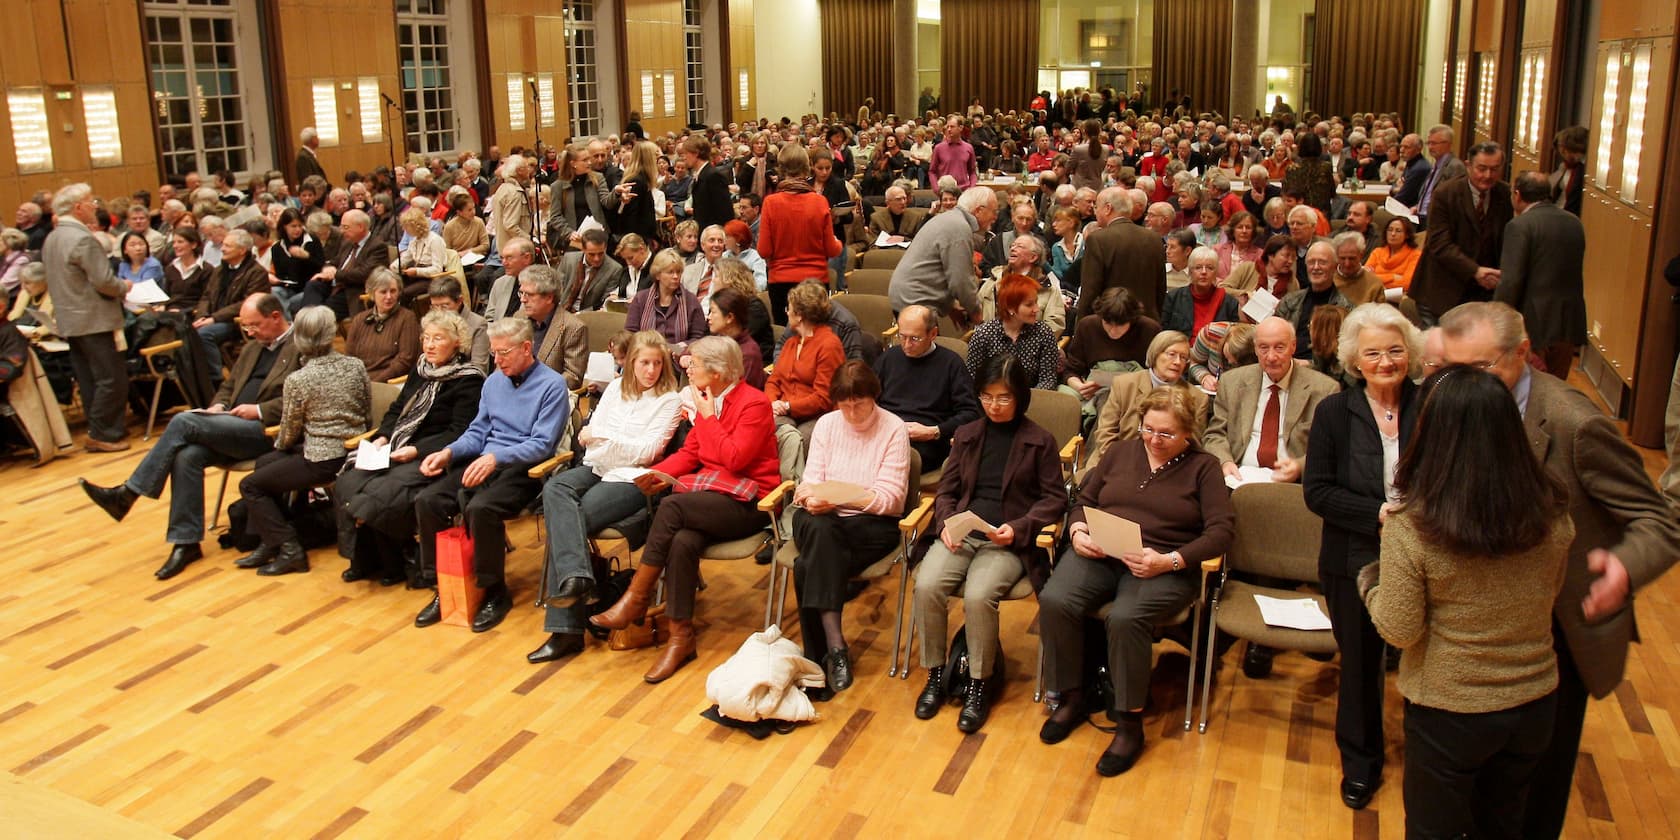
xmin=705 ymin=626 xmax=826 ymax=723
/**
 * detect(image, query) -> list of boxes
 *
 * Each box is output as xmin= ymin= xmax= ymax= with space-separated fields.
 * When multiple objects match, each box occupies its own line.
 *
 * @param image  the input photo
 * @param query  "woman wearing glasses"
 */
xmin=1301 ymin=302 xmax=1425 ymax=810
xmin=912 ymin=355 xmax=1066 ymax=734
xmin=1039 ymin=385 xmax=1234 ymax=777
xmin=1085 ymin=330 xmax=1207 ymax=471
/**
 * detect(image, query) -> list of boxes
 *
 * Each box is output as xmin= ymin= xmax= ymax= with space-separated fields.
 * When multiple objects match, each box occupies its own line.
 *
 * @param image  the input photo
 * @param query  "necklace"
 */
xmin=1138 ymin=450 xmax=1189 ymax=491
xmin=1367 ymin=390 xmax=1398 ymax=423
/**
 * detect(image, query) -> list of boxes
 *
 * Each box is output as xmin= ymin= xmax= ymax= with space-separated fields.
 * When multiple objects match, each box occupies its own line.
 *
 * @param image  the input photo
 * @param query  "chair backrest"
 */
xmin=860 ymin=248 xmax=906 ymax=271
xmin=932 ymin=335 xmax=968 ymax=358
xmin=577 ymin=309 xmax=628 ymax=355
xmin=835 ymin=293 xmax=895 ymax=349
xmin=1024 ymin=387 xmax=1082 ymax=453
xmin=367 ymin=381 xmax=403 ymax=429
xmin=896 ymin=446 xmax=923 ymax=519
xmin=1226 ymin=482 xmax=1323 ymax=584
xmin=846 ymin=268 xmax=895 ymax=297
xmin=910 ymin=189 xmax=936 ymax=208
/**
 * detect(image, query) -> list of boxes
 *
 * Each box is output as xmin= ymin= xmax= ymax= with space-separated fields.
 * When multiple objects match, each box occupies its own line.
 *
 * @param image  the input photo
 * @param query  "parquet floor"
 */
xmin=1 ymin=381 xmax=1676 ymax=839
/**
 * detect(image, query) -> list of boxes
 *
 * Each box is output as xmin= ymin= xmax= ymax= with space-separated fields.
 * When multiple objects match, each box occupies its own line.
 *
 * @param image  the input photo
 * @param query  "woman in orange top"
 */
xmin=766 ymin=280 xmax=846 ymax=433
xmin=1364 ymin=216 xmax=1422 ymax=292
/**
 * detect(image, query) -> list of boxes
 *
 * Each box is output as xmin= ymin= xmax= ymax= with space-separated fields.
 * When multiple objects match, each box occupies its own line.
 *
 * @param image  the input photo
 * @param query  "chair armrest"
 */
xmin=388 ymin=375 xmax=408 ymax=385
xmin=1059 ymin=434 xmax=1083 ymax=465
xmin=1035 ymin=520 xmax=1062 ymax=550
xmin=757 ymin=480 xmax=795 ymax=512
xmin=898 ymin=496 xmax=934 ymax=536
xmin=1201 ymin=557 xmax=1223 ymax=574
xmin=343 ymin=429 xmax=378 ymax=450
xmin=882 ymin=324 xmax=899 ymax=339
xmin=1058 ymin=335 xmax=1069 ymax=350
xmin=139 ymin=339 xmax=183 ymax=358
xmin=264 ymin=425 xmax=281 ymax=438
xmin=527 ymin=450 xmax=575 ymax=479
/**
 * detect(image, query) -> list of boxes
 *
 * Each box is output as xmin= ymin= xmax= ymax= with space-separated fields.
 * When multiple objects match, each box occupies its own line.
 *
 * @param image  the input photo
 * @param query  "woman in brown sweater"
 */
xmin=344 ymin=267 xmax=420 ymax=382
xmin=1361 ymin=366 xmax=1571 ymax=840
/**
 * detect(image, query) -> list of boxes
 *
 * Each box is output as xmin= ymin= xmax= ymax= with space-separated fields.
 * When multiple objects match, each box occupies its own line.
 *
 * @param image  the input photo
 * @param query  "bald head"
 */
xmin=1255 ymin=316 xmax=1297 ymax=379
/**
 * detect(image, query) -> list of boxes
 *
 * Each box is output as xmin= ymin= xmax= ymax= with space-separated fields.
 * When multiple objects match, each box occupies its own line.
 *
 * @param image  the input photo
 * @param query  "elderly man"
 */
xmin=981 ymin=235 xmax=1065 ymax=334
xmin=553 ymin=228 xmax=625 ymax=313
xmin=1343 ymin=201 xmax=1380 ymax=255
xmin=484 ymin=237 xmax=539 ymax=322
xmin=1242 ymin=164 xmax=1281 ymax=217
xmin=1204 ymin=314 xmax=1337 ymax=492
xmin=868 ymin=185 xmax=928 ymax=244
xmin=1143 ymin=202 xmax=1177 ymax=238
xmin=889 ymin=186 xmax=997 ymax=324
xmin=981 ymin=200 xmax=1046 ymax=274
xmin=43 ymin=184 xmax=132 ymax=450
xmin=1331 ymin=232 xmax=1386 ymax=304
xmin=17 ymin=201 xmax=50 ymax=251
xmin=1391 ymin=133 xmax=1433 ymax=209
xmin=1415 ymin=124 xmax=1467 ymax=222
xmin=192 ymin=228 xmax=271 ymax=382
xmin=1435 ymin=303 xmax=1680 ymax=840
xmin=1079 ymin=187 xmax=1166 ymax=320
xmin=79 ymin=294 xmax=300 ymax=577
xmin=300 ymin=209 xmax=390 ymax=318
xmin=1496 ymin=170 xmax=1586 ymax=378
xmin=414 ymin=317 xmax=570 ymax=633
xmin=1412 ymin=142 xmax=1513 ymax=324
xmin=681 ymin=224 xmax=730 ymax=307
xmin=295 ymin=126 xmax=327 ymax=187
xmin=872 ymin=304 xmax=978 ymax=470
xmin=1276 ymin=241 xmax=1354 ymax=359
xmin=929 ymin=117 xmax=979 ymax=191
xmin=1286 ymin=204 xmax=1328 ymax=284
xmin=515 ymin=264 xmax=588 ymax=389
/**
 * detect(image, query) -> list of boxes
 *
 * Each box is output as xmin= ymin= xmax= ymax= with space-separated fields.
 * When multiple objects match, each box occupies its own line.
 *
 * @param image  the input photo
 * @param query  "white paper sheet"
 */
xmin=1083 ymin=506 xmax=1144 ymax=559
xmin=354 ymin=440 xmax=390 ymax=471
xmin=1224 ymin=465 xmax=1277 ymax=490
xmin=942 ymin=510 xmax=997 ymax=541
xmin=125 ymin=279 xmax=169 ymax=305
xmin=459 ymin=251 xmax=484 ymax=266
xmin=1253 ymin=594 xmax=1333 ymax=631
xmin=873 ymin=231 xmax=910 ymax=249
xmin=1383 ymin=196 xmax=1419 ymax=224
xmin=585 ymin=352 xmax=617 ymax=386
xmin=577 ymin=215 xmax=606 ymax=235
xmin=1242 ymin=287 xmax=1280 ymax=323
xmin=804 ymin=480 xmax=872 ymax=506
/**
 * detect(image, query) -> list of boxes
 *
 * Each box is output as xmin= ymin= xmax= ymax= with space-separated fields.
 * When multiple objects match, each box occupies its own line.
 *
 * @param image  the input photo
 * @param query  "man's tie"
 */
xmin=1473 ymin=189 xmax=1486 ymax=219
xmin=344 ymin=241 xmax=360 ymax=268
xmin=565 ymin=261 xmax=587 ymax=312
xmin=698 ymin=266 xmax=714 ymax=300
xmin=1420 ymin=159 xmax=1443 ymax=216
xmin=1256 ymin=384 xmax=1281 ymax=468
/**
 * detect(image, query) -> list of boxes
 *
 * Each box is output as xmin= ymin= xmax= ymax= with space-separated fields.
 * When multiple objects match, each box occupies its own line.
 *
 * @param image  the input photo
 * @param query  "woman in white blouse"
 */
xmin=527 ymin=330 xmax=685 ymax=664
xmin=396 ymin=206 xmax=452 ymax=300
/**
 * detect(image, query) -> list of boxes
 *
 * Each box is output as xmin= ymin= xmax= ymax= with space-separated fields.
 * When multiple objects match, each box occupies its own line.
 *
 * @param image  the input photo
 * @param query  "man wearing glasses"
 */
xmin=871 ymin=305 xmax=978 ymax=470
xmin=79 ymin=293 xmax=300 ymax=580
xmin=482 ymin=237 xmax=538 ymax=323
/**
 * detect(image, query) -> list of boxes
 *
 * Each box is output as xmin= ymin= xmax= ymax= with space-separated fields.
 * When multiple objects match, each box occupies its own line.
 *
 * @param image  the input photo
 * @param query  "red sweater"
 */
xmin=765 ymin=324 xmax=845 ymax=421
xmin=757 ymin=189 xmax=842 ymax=286
xmin=653 ymin=381 xmax=781 ymax=499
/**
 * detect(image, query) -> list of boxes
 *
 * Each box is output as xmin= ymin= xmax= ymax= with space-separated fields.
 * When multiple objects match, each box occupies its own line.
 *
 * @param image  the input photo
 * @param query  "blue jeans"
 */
xmin=197 ymin=321 xmax=238 ymax=384
xmin=540 ymin=465 xmax=649 ymax=634
xmin=124 ymin=410 xmax=275 ymax=545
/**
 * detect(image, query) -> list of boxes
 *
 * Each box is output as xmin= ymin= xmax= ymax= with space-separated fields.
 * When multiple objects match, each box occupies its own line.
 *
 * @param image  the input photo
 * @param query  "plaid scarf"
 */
xmin=388 ymin=355 xmax=483 ymax=451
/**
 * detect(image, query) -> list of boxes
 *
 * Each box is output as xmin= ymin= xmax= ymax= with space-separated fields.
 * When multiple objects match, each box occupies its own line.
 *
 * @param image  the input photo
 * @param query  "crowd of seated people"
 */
xmin=9 ymin=93 xmax=1667 ymax=837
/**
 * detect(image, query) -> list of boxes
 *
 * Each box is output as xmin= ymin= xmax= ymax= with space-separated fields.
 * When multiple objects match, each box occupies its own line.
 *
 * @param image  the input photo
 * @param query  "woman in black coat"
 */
xmin=1302 ymin=303 xmax=1423 ymax=811
xmin=610 ymin=140 xmax=661 ymax=248
xmin=336 ymin=309 xmax=484 ymax=586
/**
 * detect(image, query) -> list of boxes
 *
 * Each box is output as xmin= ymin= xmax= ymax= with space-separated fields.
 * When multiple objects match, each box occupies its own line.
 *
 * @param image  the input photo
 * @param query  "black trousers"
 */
xmin=1323 ymin=569 xmax=1386 ymax=784
xmin=791 ymin=509 xmax=900 ymax=657
xmin=66 ymin=332 xmax=129 ymax=442
xmin=909 ymin=437 xmax=952 ymax=472
xmin=414 ymin=462 xmax=542 ymax=590
xmin=1519 ymin=622 xmax=1591 ymax=839
xmin=767 ymin=283 xmax=792 ymax=327
xmin=1404 ymin=692 xmax=1558 ymax=840
xmin=240 ymin=449 xmax=344 ymax=547
xmin=641 ymin=490 xmax=766 ymax=620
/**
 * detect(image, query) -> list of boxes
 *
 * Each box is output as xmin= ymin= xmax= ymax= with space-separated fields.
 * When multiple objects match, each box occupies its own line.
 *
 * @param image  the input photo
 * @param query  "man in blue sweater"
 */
xmin=413 ymin=317 xmax=571 ymax=632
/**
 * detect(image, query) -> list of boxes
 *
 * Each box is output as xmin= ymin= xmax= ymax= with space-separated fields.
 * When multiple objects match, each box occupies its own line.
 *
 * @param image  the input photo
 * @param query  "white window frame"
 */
xmin=567 ymin=0 xmax=602 ymax=137
xmin=395 ymin=0 xmax=480 ymax=158
xmin=141 ymin=0 xmax=274 ymax=181
xmin=683 ymin=0 xmax=705 ymax=127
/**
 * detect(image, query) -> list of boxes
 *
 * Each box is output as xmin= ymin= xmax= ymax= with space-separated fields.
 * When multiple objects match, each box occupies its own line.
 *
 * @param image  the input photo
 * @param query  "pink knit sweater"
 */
xmin=801 ymin=405 xmax=912 ymax=518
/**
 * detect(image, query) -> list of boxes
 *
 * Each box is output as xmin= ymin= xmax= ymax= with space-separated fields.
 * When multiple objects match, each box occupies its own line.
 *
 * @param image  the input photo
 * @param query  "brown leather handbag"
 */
xmin=608 ymin=604 xmax=669 ymax=651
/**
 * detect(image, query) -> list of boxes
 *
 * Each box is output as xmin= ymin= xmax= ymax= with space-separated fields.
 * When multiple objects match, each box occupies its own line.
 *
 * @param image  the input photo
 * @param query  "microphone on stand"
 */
xmin=380 ymin=92 xmax=397 ymax=107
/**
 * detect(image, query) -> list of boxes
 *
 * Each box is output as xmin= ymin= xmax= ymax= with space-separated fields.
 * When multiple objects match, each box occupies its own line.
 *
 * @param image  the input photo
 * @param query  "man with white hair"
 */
xmin=199 ymin=215 xmax=227 ymax=266
xmin=1143 ymin=202 xmax=1176 ymax=238
xmin=981 ymin=234 xmax=1065 ymax=335
xmin=1079 ymin=187 xmax=1166 ymax=320
xmin=1287 ymin=204 xmax=1328 ymax=284
xmin=1274 ymin=241 xmax=1353 ymax=359
xmin=43 ymin=183 xmax=132 ymax=450
xmin=867 ymin=185 xmax=927 ymax=244
xmin=192 ymin=228 xmax=271 ymax=382
xmin=1203 ymin=315 xmax=1337 ymax=485
xmin=1242 ymin=164 xmax=1280 ymax=217
xmin=889 ymin=186 xmax=997 ymax=322
xmin=17 ymin=201 xmax=50 ymax=251
xmin=301 ymin=209 xmax=392 ymax=318
xmin=1331 ymin=231 xmax=1385 ymax=304
xmin=295 ymin=126 xmax=327 ymax=187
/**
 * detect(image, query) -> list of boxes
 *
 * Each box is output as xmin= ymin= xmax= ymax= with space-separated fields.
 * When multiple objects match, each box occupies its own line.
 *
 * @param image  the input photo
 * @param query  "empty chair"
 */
xmin=845 ymin=268 xmax=895 ymax=297
xmin=860 ymin=248 xmax=907 ymax=271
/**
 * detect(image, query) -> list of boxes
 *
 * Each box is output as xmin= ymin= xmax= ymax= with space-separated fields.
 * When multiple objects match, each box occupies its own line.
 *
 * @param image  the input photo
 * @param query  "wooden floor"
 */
xmin=1 ymin=383 xmax=1676 ymax=839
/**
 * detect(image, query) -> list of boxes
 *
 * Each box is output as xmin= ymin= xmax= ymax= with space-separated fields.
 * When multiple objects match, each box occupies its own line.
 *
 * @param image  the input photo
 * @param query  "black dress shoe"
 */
xmin=341 ymin=567 xmax=371 ymax=582
xmin=1341 ymin=778 xmax=1376 ymax=810
xmin=1096 ymin=712 xmax=1145 ymax=777
xmin=1040 ymin=688 xmax=1084 ymax=744
xmin=414 ymin=595 xmax=442 ymax=627
xmin=256 ymin=541 xmax=310 ymax=576
xmin=154 ymin=544 xmax=203 ymax=580
xmin=378 ymin=573 xmax=405 ymax=587
xmin=956 ymin=677 xmax=991 ymax=734
xmin=1242 ymin=642 xmax=1276 ymax=678
xmin=526 ymin=632 xmax=585 ymax=663
xmin=914 ymin=665 xmax=946 ymax=720
xmin=472 ymin=584 xmax=513 ymax=633
xmin=824 ymin=647 xmax=854 ymax=692
xmin=547 ymin=576 xmax=594 ymax=608
xmin=235 ymin=545 xmax=279 ymax=569
xmin=755 ymin=544 xmax=773 ymax=565
xmin=81 ymin=479 xmax=137 ymax=522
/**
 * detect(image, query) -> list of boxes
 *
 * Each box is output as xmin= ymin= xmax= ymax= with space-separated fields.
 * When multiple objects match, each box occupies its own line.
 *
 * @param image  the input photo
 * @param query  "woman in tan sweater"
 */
xmin=1361 ymin=366 xmax=1572 ymax=840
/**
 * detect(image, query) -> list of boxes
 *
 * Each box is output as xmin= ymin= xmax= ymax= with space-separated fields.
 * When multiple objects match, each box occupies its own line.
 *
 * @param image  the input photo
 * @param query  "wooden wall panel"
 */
xmin=729 ymin=0 xmax=757 ymax=122
xmin=625 ymin=0 xmax=688 ymax=137
xmin=483 ymin=0 xmax=570 ymax=151
xmin=1472 ymin=0 xmax=1501 ymax=52
xmin=273 ymin=0 xmax=401 ymax=185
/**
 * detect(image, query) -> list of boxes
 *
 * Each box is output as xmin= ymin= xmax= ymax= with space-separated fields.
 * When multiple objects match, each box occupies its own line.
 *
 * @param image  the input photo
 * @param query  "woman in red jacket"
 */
xmin=757 ymin=143 xmax=842 ymax=325
xmin=591 ymin=335 xmax=781 ymax=683
xmin=766 ymin=280 xmax=846 ymax=437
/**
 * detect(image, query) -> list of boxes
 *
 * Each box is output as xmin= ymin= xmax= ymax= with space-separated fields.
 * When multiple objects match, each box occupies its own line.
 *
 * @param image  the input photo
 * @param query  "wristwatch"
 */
xmin=1169 ymin=551 xmax=1184 ymax=571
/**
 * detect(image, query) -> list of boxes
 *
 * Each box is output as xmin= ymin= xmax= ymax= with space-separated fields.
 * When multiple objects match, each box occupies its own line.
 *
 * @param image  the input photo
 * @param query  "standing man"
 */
xmin=295 ymin=127 xmax=327 ymax=188
xmin=1496 ymin=171 xmax=1587 ymax=378
xmin=43 ymin=184 xmax=131 ymax=451
xmin=888 ymin=187 xmax=996 ymax=325
xmin=1414 ymin=125 xmax=1467 ymax=224
xmin=489 ymin=154 xmax=535 ymax=254
xmin=1411 ymin=142 xmax=1513 ymax=325
xmin=683 ymin=135 xmax=733 ymax=231
xmin=1078 ymin=187 xmax=1166 ymax=320
xmin=1390 ymin=134 xmax=1432 ymax=210
xmin=1437 ymin=303 xmax=1680 ymax=840
xmin=929 ymin=117 xmax=979 ymax=191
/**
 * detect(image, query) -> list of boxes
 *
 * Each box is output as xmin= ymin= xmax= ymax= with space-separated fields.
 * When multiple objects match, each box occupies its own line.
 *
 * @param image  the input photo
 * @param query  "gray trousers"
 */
xmin=914 ymin=535 xmax=1023 ymax=679
xmin=1039 ymin=548 xmax=1198 ymax=710
xmin=67 ymin=332 xmax=129 ymax=442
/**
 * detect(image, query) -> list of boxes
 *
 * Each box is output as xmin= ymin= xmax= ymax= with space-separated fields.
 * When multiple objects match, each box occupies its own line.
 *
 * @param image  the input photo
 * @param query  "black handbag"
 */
xmin=943 ymin=625 xmax=1007 ymax=703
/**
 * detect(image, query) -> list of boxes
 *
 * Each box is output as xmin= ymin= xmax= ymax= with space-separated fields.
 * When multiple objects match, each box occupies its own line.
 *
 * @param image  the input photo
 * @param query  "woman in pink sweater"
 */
xmin=757 ymin=143 xmax=842 ymax=325
xmin=790 ymin=360 xmax=912 ymax=693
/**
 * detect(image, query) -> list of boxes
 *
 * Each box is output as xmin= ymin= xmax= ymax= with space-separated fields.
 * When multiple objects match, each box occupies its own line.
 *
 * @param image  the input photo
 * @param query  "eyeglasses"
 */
xmin=517 ymin=289 xmax=543 ymax=299
xmin=1359 ymin=348 xmax=1408 ymax=364
xmin=489 ymin=345 xmax=525 ymax=358
xmin=1465 ymin=347 xmax=1513 ymax=371
xmin=1137 ymin=426 xmax=1180 ymax=442
xmin=978 ymin=394 xmax=1015 ymax=407
xmin=1159 ymin=350 xmax=1190 ymax=362
xmin=237 ymin=323 xmax=263 ymax=335
xmin=899 ymin=333 xmax=930 ymax=345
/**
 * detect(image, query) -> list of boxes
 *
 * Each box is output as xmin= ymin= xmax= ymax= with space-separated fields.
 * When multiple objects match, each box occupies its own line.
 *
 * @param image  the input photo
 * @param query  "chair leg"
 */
xmin=209 ymin=468 xmax=231 ymax=531
xmin=1185 ymin=600 xmax=1203 ymax=732
xmin=887 ymin=559 xmax=908 ymax=677
xmin=534 ymin=516 xmax=550 ymax=609
xmin=1199 ymin=597 xmax=1222 ymax=734
xmin=1034 ymin=637 xmax=1045 ymax=703
xmin=900 ymin=597 xmax=917 ymax=680
xmin=144 ymin=376 xmax=166 ymax=441
xmin=762 ymin=559 xmax=779 ymax=631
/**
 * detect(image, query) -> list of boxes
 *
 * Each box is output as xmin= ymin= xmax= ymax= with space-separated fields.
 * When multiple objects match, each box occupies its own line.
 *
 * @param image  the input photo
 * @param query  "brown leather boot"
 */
xmin=643 ymin=618 xmax=696 ymax=683
xmin=590 ymin=563 xmax=662 ymax=630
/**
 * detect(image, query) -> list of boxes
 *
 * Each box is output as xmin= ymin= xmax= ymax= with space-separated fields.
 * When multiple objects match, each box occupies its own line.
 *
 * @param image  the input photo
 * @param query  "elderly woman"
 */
xmin=0 ymin=228 xmax=28 ymax=292
xmin=1302 ymin=303 xmax=1424 ymax=810
xmin=915 ymin=355 xmax=1066 ymax=731
xmin=1040 ymin=386 xmax=1234 ymax=776
xmin=1223 ymin=234 xmax=1297 ymax=303
xmin=590 ymin=335 xmax=781 ymax=683
xmin=423 ymin=276 xmax=488 ymax=372
xmin=672 ymin=219 xmax=702 ymax=264
xmin=1086 ymin=329 xmax=1209 ymax=469
xmin=1364 ymin=216 xmax=1421 ymax=293
xmin=367 ymin=193 xmax=401 ymax=246
xmin=702 ymin=287 xmax=767 ymax=389
xmin=530 ymin=330 xmax=683 ymax=664
xmin=397 ymin=206 xmax=451 ymax=301
xmin=345 ymin=267 xmax=420 ymax=382
xmin=235 ymin=306 xmax=370 ymax=576
xmin=270 ymin=208 xmax=324 ymax=310
xmin=790 ymin=361 xmax=911 ymax=691
xmin=441 ymin=192 xmax=490 ymax=258
xmin=758 ymin=143 xmax=843 ymax=324
xmin=625 ymin=248 xmax=706 ymax=352
xmin=766 ymin=280 xmax=846 ymax=428
xmin=1162 ymin=246 xmax=1241 ymax=339
xmin=1174 ymin=181 xmax=1205 ymax=229
xmin=161 ymin=227 xmax=209 ymax=311
xmin=1215 ymin=210 xmax=1262 ymax=279
xmin=966 ymin=274 xmax=1061 ymax=391
xmin=337 ymin=309 xmax=484 ymax=586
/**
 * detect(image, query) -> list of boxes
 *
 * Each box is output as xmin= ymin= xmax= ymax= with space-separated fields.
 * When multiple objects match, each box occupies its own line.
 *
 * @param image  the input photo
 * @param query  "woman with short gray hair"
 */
xmin=235 ymin=305 xmax=371 ymax=576
xmin=345 ymin=267 xmax=420 ymax=381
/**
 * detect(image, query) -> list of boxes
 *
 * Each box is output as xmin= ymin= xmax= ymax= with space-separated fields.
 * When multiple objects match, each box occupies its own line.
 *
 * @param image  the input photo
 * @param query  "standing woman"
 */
xmin=1361 ymin=367 xmax=1572 ymax=837
xmin=1302 ymin=302 xmax=1425 ymax=811
xmin=1283 ymin=134 xmax=1337 ymax=216
xmin=235 ymin=305 xmax=370 ymax=576
xmin=611 ymin=140 xmax=661 ymax=248
xmin=757 ymin=144 xmax=842 ymax=326
xmin=811 ymin=148 xmax=861 ymax=286
xmin=1067 ymin=119 xmax=1108 ymax=191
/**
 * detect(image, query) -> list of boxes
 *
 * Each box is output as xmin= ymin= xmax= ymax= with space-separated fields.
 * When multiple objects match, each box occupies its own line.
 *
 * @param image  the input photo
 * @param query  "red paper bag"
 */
xmin=434 ymin=525 xmax=482 ymax=627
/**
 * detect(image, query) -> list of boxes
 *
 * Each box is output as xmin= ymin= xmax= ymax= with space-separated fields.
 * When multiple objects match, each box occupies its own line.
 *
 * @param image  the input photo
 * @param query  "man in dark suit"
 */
xmin=1077 ymin=187 xmax=1166 ymax=320
xmin=515 ymin=264 xmax=588 ymax=389
xmin=79 ymin=294 xmax=303 ymax=579
xmin=1496 ymin=171 xmax=1587 ymax=378
xmin=554 ymin=228 xmax=626 ymax=313
xmin=301 ymin=209 xmax=392 ymax=318
xmin=1438 ymin=303 xmax=1680 ymax=840
xmin=294 ymin=127 xmax=327 ymax=188
xmin=683 ymin=134 xmax=734 ymax=231
xmin=42 ymin=183 xmax=131 ymax=450
xmin=1410 ymin=141 xmax=1513 ymax=324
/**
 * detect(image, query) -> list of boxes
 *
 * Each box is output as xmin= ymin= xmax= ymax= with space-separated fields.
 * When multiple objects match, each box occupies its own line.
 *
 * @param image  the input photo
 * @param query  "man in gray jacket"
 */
xmin=888 ymin=187 xmax=997 ymax=325
xmin=43 ymin=183 xmax=131 ymax=450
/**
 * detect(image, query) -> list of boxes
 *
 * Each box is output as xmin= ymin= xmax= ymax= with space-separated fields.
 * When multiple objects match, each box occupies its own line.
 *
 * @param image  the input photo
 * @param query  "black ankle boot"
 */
xmin=914 ymin=665 xmax=945 ymax=720
xmin=1096 ymin=711 xmax=1145 ymax=776
xmin=957 ymin=676 xmax=991 ymax=733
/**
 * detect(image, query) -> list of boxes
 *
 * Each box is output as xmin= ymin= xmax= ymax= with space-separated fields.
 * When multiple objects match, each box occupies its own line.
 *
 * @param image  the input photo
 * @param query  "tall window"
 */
xmin=397 ymin=0 xmax=456 ymax=154
xmin=144 ymin=0 xmax=266 ymax=178
xmin=683 ymin=0 xmax=704 ymax=127
xmin=567 ymin=0 xmax=601 ymax=137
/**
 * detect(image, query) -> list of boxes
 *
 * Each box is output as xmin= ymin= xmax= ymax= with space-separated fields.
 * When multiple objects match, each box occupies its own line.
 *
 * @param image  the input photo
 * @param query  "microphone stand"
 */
xmin=528 ymin=78 xmax=550 ymax=263
xmin=380 ymin=91 xmax=400 ymax=174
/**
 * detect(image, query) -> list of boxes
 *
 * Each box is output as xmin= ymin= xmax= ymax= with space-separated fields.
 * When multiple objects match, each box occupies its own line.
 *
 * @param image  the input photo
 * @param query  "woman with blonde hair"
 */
xmin=611 ymin=139 xmax=661 ymax=247
xmin=397 ymin=205 xmax=451 ymax=301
